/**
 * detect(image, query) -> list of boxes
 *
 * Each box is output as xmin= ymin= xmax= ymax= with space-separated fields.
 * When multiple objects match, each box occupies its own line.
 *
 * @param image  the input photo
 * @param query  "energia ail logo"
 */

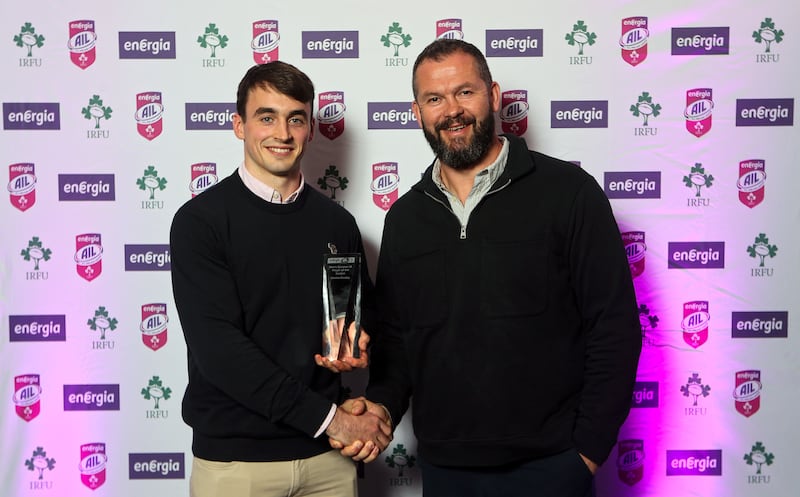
xmin=74 ymin=233 xmax=103 ymax=282
xmin=734 ymin=370 xmax=762 ymax=417
xmin=371 ymin=162 xmax=399 ymax=211
xmin=141 ymin=303 xmax=168 ymax=351
xmin=685 ymin=88 xmax=714 ymax=137
xmin=682 ymin=300 xmax=710 ymax=349
xmin=622 ymin=231 xmax=646 ymax=278
xmin=617 ymin=439 xmax=644 ymax=486
xmin=68 ymin=20 xmax=97 ymax=70
xmin=500 ymin=90 xmax=529 ymax=136
xmin=436 ymin=18 xmax=463 ymax=40
xmin=9 ymin=163 xmax=36 ymax=211
xmin=318 ymin=91 xmax=345 ymax=140
xmin=252 ymin=20 xmax=279 ymax=64
xmin=620 ymin=17 xmax=648 ymax=66
xmin=14 ymin=374 xmax=42 ymax=422
xmin=190 ymin=162 xmax=218 ymax=197
xmin=79 ymin=443 xmax=107 ymax=490
xmin=738 ymin=160 xmax=766 ymax=208
xmin=135 ymin=92 xmax=164 ymax=141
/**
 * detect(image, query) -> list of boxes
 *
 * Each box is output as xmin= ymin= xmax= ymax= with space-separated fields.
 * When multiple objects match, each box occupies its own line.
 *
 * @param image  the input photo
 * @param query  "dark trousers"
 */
xmin=420 ymin=449 xmax=596 ymax=497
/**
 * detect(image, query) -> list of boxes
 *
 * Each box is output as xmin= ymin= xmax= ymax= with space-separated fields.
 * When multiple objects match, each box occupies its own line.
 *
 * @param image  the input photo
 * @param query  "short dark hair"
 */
xmin=412 ymin=39 xmax=493 ymax=99
xmin=236 ymin=61 xmax=315 ymax=120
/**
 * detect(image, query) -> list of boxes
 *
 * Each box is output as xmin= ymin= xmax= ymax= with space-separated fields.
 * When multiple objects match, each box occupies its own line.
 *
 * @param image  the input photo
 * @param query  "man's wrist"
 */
xmin=314 ymin=403 xmax=337 ymax=438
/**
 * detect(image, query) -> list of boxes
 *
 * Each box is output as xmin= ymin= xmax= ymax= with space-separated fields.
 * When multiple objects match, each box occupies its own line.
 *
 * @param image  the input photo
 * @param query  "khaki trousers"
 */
xmin=190 ymin=450 xmax=357 ymax=497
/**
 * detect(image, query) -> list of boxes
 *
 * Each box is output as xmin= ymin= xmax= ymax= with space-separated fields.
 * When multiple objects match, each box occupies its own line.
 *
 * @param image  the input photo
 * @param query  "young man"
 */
xmin=170 ymin=61 xmax=390 ymax=497
xmin=336 ymin=39 xmax=642 ymax=496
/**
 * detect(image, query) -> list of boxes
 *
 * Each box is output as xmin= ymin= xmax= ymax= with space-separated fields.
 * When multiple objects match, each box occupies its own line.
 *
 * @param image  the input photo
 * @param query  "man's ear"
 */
xmin=232 ymin=113 xmax=245 ymax=140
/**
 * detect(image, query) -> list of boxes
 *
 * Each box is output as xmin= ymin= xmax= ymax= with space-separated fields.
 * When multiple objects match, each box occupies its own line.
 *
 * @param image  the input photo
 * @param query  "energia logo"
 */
xmin=682 ymin=301 xmax=710 ymax=349
xmin=318 ymin=91 xmax=346 ymax=139
xmin=68 ymin=20 xmax=97 ymax=69
xmin=617 ymin=439 xmax=644 ymax=486
xmin=251 ymin=20 xmax=279 ymax=64
xmin=436 ymin=18 xmax=463 ymax=40
xmin=9 ymin=163 xmax=36 ymax=211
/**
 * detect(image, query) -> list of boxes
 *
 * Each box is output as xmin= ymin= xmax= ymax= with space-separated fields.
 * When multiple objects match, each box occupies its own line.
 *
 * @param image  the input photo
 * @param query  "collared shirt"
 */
xmin=432 ymin=137 xmax=509 ymax=238
xmin=238 ymin=162 xmax=304 ymax=203
xmin=237 ymin=161 xmax=336 ymax=438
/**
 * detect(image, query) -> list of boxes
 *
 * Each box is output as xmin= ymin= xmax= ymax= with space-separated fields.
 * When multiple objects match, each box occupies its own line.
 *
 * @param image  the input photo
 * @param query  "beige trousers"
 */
xmin=190 ymin=450 xmax=357 ymax=497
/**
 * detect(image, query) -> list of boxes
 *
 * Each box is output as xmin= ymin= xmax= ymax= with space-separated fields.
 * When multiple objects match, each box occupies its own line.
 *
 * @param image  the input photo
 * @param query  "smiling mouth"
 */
xmin=266 ymin=146 xmax=293 ymax=154
xmin=437 ymin=118 xmax=473 ymax=133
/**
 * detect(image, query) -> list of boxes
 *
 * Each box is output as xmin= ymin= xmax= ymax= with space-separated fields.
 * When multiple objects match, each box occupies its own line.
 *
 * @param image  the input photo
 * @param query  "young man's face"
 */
xmin=412 ymin=51 xmax=500 ymax=170
xmin=233 ymin=85 xmax=314 ymax=185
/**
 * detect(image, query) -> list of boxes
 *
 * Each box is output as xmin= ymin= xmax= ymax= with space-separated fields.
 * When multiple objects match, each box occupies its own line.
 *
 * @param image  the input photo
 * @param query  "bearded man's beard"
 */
xmin=422 ymin=112 xmax=495 ymax=170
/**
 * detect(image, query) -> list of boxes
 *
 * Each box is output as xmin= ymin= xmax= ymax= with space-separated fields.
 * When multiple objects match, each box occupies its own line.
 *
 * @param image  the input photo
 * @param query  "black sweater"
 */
xmin=367 ymin=134 xmax=641 ymax=468
xmin=170 ymin=171 xmax=369 ymax=462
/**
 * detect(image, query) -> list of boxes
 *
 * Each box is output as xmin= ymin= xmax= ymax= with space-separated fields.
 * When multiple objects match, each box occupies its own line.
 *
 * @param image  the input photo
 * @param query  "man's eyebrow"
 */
xmin=252 ymin=107 xmax=308 ymax=119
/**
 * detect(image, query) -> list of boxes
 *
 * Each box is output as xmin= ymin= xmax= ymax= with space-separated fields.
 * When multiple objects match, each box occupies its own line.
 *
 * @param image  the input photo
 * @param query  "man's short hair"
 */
xmin=412 ymin=39 xmax=493 ymax=99
xmin=236 ymin=61 xmax=315 ymax=120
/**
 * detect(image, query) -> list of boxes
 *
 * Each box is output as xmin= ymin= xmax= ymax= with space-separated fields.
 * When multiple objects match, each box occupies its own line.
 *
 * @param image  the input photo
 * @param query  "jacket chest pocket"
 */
xmin=394 ymin=247 xmax=448 ymax=327
xmin=481 ymin=237 xmax=548 ymax=318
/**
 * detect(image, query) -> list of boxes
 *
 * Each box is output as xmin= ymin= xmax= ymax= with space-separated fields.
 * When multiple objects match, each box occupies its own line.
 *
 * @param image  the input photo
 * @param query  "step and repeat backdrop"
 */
xmin=1 ymin=1 xmax=797 ymax=496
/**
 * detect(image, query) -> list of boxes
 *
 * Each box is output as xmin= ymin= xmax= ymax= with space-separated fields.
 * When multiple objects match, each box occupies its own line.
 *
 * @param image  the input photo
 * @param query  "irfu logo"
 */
xmin=381 ymin=22 xmax=412 ymax=57
xmin=630 ymin=92 xmax=661 ymax=126
xmin=197 ymin=23 xmax=228 ymax=58
xmin=385 ymin=443 xmax=416 ymax=477
xmin=136 ymin=165 xmax=168 ymax=200
xmin=87 ymin=306 xmax=118 ymax=340
xmin=683 ymin=162 xmax=714 ymax=197
xmin=747 ymin=233 xmax=778 ymax=268
xmin=752 ymin=18 xmax=784 ymax=53
xmin=680 ymin=372 xmax=710 ymax=407
xmin=20 ymin=236 xmax=51 ymax=270
xmin=14 ymin=22 xmax=45 ymax=57
xmin=317 ymin=165 xmax=349 ymax=200
xmin=141 ymin=376 xmax=172 ymax=409
xmin=565 ymin=20 xmax=597 ymax=55
xmin=637 ymin=303 xmax=659 ymax=346
xmin=25 ymin=446 xmax=56 ymax=480
xmin=744 ymin=442 xmax=774 ymax=475
xmin=82 ymin=95 xmax=113 ymax=129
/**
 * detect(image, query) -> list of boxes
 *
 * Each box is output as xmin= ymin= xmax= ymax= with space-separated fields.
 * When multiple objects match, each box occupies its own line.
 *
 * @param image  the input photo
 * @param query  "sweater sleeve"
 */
xmin=568 ymin=177 xmax=642 ymax=465
xmin=365 ymin=212 xmax=413 ymax=427
xmin=169 ymin=203 xmax=332 ymax=437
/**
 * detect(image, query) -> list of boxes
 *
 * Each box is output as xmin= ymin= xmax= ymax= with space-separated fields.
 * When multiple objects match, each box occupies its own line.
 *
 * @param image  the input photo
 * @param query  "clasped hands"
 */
xmin=314 ymin=328 xmax=393 ymax=463
xmin=325 ymin=397 xmax=393 ymax=463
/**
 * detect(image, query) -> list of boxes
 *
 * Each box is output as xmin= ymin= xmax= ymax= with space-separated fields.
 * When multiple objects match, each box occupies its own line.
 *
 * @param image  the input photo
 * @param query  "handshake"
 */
xmin=325 ymin=397 xmax=393 ymax=463
xmin=315 ymin=330 xmax=393 ymax=463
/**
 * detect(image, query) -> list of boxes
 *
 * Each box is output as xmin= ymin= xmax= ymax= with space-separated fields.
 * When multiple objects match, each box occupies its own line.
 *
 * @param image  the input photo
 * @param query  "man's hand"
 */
xmin=315 ymin=326 xmax=370 ymax=373
xmin=325 ymin=398 xmax=392 ymax=463
xmin=579 ymin=453 xmax=598 ymax=475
